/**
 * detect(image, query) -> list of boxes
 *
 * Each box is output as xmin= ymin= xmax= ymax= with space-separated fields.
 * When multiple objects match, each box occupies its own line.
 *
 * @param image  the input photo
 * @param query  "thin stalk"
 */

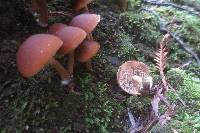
xmin=49 ymin=58 xmax=72 ymax=85
xmin=67 ymin=51 xmax=75 ymax=75
xmin=36 ymin=0 xmax=48 ymax=27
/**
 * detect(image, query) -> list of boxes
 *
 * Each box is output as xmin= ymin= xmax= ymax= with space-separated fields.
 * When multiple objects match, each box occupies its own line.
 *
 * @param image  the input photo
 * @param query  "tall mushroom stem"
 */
xmin=85 ymin=59 xmax=93 ymax=72
xmin=67 ymin=51 xmax=75 ymax=75
xmin=49 ymin=58 xmax=72 ymax=85
xmin=30 ymin=0 xmax=39 ymax=15
xmin=35 ymin=0 xmax=48 ymax=27
xmin=85 ymin=33 xmax=94 ymax=71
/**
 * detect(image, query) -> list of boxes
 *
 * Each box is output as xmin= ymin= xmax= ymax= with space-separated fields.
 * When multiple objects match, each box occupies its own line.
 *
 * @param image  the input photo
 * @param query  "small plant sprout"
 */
xmin=16 ymin=34 xmax=71 ymax=85
xmin=117 ymin=60 xmax=153 ymax=96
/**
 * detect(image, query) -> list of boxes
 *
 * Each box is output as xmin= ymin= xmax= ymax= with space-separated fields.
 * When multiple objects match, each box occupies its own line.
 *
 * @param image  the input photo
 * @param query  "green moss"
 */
xmin=117 ymin=33 xmax=140 ymax=60
xmin=166 ymin=68 xmax=200 ymax=132
xmin=155 ymin=7 xmax=200 ymax=54
xmin=77 ymin=73 xmax=124 ymax=132
xmin=119 ymin=11 xmax=161 ymax=45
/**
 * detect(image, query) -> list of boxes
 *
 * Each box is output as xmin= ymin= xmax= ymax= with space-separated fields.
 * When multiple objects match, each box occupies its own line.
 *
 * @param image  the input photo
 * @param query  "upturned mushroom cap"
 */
xmin=117 ymin=61 xmax=153 ymax=95
xmin=73 ymin=0 xmax=92 ymax=11
xmin=75 ymin=40 xmax=100 ymax=62
xmin=69 ymin=14 xmax=100 ymax=33
xmin=17 ymin=34 xmax=63 ymax=77
xmin=49 ymin=23 xmax=67 ymax=34
xmin=51 ymin=26 xmax=87 ymax=54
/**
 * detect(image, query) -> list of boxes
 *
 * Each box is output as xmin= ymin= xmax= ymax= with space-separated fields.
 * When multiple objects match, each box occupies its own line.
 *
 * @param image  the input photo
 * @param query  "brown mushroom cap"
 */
xmin=117 ymin=61 xmax=152 ymax=95
xmin=49 ymin=23 xmax=67 ymax=34
xmin=17 ymin=34 xmax=63 ymax=77
xmin=69 ymin=13 xmax=100 ymax=33
xmin=51 ymin=26 xmax=87 ymax=54
xmin=75 ymin=40 xmax=100 ymax=62
xmin=73 ymin=0 xmax=92 ymax=11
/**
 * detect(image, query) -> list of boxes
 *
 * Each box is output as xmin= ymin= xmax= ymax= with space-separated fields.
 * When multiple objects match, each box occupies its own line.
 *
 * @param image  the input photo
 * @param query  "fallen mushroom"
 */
xmin=117 ymin=61 xmax=153 ymax=96
xmin=73 ymin=0 xmax=93 ymax=12
xmin=49 ymin=24 xmax=87 ymax=77
xmin=75 ymin=40 xmax=100 ymax=62
xmin=16 ymin=34 xmax=72 ymax=85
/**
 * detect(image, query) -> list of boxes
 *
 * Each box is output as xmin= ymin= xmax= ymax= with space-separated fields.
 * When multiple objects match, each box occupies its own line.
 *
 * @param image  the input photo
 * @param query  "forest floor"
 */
xmin=0 ymin=0 xmax=200 ymax=132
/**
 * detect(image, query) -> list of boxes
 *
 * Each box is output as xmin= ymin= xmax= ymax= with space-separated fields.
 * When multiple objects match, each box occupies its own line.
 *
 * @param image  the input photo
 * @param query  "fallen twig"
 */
xmin=143 ymin=0 xmax=200 ymax=17
xmin=49 ymin=11 xmax=72 ymax=16
xmin=168 ymin=84 xmax=186 ymax=107
xmin=142 ymin=8 xmax=200 ymax=66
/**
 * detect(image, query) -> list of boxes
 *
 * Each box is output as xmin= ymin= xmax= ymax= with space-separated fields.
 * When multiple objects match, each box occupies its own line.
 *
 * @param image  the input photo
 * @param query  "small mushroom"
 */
xmin=75 ymin=40 xmax=100 ymax=63
xmin=73 ymin=0 xmax=93 ymax=12
xmin=69 ymin=13 xmax=100 ymax=35
xmin=48 ymin=23 xmax=67 ymax=34
xmin=49 ymin=25 xmax=87 ymax=76
xmin=117 ymin=61 xmax=153 ymax=96
xmin=17 ymin=34 xmax=71 ymax=85
xmin=70 ymin=14 xmax=101 ymax=70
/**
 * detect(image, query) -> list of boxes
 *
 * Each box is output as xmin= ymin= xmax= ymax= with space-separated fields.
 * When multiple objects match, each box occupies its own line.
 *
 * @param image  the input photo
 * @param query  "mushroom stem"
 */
xmin=85 ymin=33 xmax=94 ymax=70
xmin=36 ymin=0 xmax=48 ymax=27
xmin=30 ymin=0 xmax=39 ymax=16
xmin=49 ymin=58 xmax=72 ymax=85
xmin=86 ymin=33 xmax=93 ymax=40
xmin=84 ymin=5 xmax=89 ymax=12
xmin=67 ymin=51 xmax=75 ymax=75
xmin=85 ymin=59 xmax=93 ymax=72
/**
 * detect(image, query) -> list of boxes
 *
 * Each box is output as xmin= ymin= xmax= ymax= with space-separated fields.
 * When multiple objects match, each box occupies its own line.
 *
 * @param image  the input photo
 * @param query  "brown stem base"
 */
xmin=49 ymin=58 xmax=72 ymax=85
xmin=67 ymin=51 xmax=75 ymax=75
xmin=85 ymin=59 xmax=93 ymax=72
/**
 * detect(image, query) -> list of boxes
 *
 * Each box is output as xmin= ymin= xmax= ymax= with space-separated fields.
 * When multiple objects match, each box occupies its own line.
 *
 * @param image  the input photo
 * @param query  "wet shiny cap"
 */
xmin=17 ymin=34 xmax=63 ymax=77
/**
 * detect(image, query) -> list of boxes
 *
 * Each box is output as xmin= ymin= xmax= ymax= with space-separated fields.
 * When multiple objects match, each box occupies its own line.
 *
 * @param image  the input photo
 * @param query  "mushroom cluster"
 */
xmin=16 ymin=13 xmax=101 ymax=88
xmin=30 ymin=0 xmax=93 ymax=27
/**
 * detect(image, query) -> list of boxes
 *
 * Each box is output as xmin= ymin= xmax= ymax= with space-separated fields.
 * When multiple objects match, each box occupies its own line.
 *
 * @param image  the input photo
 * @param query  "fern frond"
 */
xmin=154 ymin=34 xmax=171 ymax=91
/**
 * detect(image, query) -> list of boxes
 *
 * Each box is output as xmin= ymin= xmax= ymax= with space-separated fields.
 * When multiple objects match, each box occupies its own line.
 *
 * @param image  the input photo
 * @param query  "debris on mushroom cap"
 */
xmin=49 ymin=23 xmax=67 ymax=34
xmin=73 ymin=0 xmax=93 ymax=11
xmin=69 ymin=13 xmax=101 ymax=33
xmin=75 ymin=40 xmax=100 ymax=62
xmin=51 ymin=26 xmax=87 ymax=54
xmin=117 ymin=61 xmax=153 ymax=95
xmin=17 ymin=34 xmax=63 ymax=78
